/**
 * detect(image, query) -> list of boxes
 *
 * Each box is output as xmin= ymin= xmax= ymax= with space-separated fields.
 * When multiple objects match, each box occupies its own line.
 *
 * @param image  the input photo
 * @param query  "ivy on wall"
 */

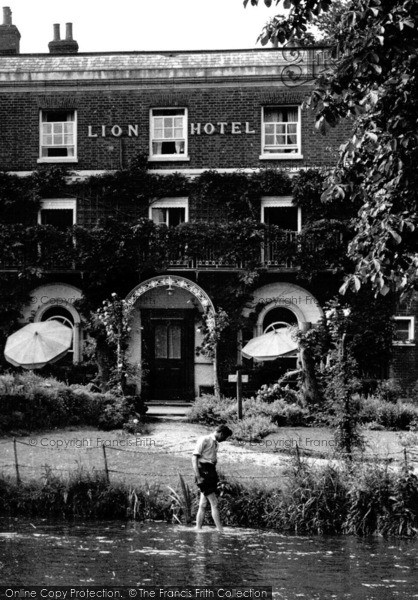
xmin=0 ymin=159 xmax=387 ymax=384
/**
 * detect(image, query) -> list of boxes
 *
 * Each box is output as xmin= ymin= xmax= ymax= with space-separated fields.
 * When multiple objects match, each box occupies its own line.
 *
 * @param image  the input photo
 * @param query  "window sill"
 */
xmin=259 ymin=154 xmax=303 ymax=160
xmin=148 ymin=155 xmax=190 ymax=163
xmin=37 ymin=158 xmax=78 ymax=164
xmin=392 ymin=342 xmax=416 ymax=346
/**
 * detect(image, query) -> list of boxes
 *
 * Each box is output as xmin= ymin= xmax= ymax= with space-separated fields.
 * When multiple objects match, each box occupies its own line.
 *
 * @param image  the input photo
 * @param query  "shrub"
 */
xmin=0 ymin=372 xmax=146 ymax=433
xmin=96 ymin=395 xmax=147 ymax=431
xmin=255 ymin=382 xmax=301 ymax=404
xmin=359 ymin=396 xmax=418 ymax=430
xmin=187 ymin=394 xmax=308 ymax=435
xmin=406 ymin=380 xmax=418 ymax=403
xmin=375 ymin=379 xmax=403 ymax=403
xmin=186 ymin=394 xmax=237 ymax=425
xmin=243 ymin=397 xmax=308 ymax=426
xmin=231 ymin=415 xmax=278 ymax=441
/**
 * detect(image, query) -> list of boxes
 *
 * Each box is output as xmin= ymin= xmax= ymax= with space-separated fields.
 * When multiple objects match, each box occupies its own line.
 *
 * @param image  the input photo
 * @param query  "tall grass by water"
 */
xmin=1 ymin=459 xmax=417 ymax=537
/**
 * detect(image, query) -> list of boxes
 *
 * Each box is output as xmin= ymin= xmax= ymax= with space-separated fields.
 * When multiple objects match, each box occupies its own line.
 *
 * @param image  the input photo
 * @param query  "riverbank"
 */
xmin=0 ymin=420 xmax=417 ymax=536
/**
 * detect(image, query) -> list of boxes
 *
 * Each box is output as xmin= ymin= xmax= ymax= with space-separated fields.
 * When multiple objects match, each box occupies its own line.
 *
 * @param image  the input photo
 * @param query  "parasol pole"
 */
xmin=236 ymin=329 xmax=243 ymax=420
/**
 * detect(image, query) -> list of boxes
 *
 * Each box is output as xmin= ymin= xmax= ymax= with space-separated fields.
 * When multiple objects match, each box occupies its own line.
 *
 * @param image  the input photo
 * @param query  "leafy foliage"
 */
xmin=0 ymin=371 xmax=146 ymax=433
xmin=186 ymin=393 xmax=308 ymax=435
xmin=246 ymin=0 xmax=418 ymax=293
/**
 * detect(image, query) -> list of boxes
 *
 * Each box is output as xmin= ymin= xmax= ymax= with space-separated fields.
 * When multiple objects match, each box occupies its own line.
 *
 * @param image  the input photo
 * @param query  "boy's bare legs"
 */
xmin=195 ymin=492 xmax=224 ymax=532
xmin=195 ymin=493 xmax=207 ymax=530
xmin=207 ymin=492 xmax=223 ymax=532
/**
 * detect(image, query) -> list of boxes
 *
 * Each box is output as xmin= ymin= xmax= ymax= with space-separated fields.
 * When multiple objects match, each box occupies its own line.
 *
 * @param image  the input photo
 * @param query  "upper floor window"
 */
xmin=393 ymin=316 xmax=415 ymax=345
xmin=261 ymin=197 xmax=301 ymax=231
xmin=149 ymin=108 xmax=189 ymax=161
xmin=261 ymin=106 xmax=302 ymax=159
xmin=39 ymin=110 xmax=77 ymax=163
xmin=149 ymin=198 xmax=188 ymax=226
xmin=38 ymin=199 xmax=76 ymax=229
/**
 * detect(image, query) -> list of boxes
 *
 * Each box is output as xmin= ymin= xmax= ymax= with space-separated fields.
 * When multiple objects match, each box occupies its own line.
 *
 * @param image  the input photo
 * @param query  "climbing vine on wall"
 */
xmin=0 ymin=158 xmax=367 ymax=387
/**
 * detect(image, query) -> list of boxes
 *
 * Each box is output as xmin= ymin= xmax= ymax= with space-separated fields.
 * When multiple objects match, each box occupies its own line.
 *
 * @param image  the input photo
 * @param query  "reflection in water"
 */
xmin=0 ymin=519 xmax=417 ymax=599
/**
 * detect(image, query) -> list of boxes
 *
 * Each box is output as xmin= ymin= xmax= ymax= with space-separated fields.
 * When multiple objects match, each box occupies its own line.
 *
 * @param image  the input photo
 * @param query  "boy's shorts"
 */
xmin=196 ymin=462 xmax=218 ymax=496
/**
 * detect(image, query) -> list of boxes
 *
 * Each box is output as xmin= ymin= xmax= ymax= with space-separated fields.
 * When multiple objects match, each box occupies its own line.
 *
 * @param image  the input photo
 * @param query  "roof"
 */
xmin=0 ymin=47 xmax=330 ymax=85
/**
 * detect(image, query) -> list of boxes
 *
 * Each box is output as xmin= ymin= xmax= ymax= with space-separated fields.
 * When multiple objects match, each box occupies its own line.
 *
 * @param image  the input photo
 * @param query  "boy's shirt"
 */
xmin=193 ymin=433 xmax=218 ymax=464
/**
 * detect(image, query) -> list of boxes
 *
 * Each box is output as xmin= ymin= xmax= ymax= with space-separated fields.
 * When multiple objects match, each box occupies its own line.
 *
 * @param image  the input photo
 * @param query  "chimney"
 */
xmin=48 ymin=22 xmax=79 ymax=54
xmin=0 ymin=7 xmax=21 ymax=55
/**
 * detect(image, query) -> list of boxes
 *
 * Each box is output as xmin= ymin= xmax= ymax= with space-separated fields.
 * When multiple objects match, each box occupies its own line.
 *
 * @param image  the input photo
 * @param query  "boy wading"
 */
xmin=192 ymin=424 xmax=232 ymax=532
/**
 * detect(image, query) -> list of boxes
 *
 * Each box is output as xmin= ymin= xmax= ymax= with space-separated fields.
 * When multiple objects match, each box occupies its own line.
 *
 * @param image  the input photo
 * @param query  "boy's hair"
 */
xmin=215 ymin=424 xmax=233 ymax=438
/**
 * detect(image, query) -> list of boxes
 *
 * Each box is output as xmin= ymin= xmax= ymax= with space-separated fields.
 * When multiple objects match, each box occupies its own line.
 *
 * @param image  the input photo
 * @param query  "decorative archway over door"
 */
xmin=126 ymin=275 xmax=215 ymax=317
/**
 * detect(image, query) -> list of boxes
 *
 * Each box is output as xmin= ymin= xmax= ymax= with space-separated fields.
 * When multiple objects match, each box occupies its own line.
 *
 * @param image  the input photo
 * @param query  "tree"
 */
xmin=245 ymin=0 xmax=418 ymax=294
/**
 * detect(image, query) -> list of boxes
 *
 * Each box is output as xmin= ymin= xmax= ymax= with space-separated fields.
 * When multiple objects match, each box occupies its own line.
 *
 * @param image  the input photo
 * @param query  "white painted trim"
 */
xmin=37 ymin=158 xmax=79 ymax=164
xmin=259 ymin=154 xmax=303 ymax=160
xmin=148 ymin=155 xmax=190 ymax=162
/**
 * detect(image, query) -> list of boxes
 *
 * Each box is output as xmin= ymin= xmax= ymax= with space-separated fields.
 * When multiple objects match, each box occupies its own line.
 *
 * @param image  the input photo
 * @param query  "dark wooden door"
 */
xmin=142 ymin=309 xmax=194 ymax=400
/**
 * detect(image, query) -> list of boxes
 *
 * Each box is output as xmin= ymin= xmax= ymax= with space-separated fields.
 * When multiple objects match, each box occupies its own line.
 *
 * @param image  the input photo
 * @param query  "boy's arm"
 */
xmin=192 ymin=454 xmax=203 ymax=483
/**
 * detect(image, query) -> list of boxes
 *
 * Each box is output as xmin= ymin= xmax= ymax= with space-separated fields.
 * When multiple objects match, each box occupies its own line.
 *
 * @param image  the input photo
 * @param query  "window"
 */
xmin=261 ymin=197 xmax=301 ymax=231
xmin=261 ymin=106 xmax=302 ymax=159
xmin=38 ymin=199 xmax=76 ymax=228
xmin=149 ymin=198 xmax=188 ymax=226
xmin=41 ymin=306 xmax=75 ymax=363
xmin=261 ymin=197 xmax=301 ymax=268
xmin=38 ymin=200 xmax=76 ymax=268
xmin=393 ymin=317 xmax=415 ymax=345
xmin=149 ymin=108 xmax=188 ymax=161
xmin=263 ymin=307 xmax=298 ymax=333
xmin=39 ymin=110 xmax=77 ymax=163
xmin=155 ymin=321 xmax=182 ymax=359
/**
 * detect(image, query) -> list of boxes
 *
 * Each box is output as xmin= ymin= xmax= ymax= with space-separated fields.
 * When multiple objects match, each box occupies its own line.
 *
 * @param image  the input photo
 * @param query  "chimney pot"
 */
xmin=3 ymin=6 xmax=12 ymax=25
xmin=53 ymin=23 xmax=60 ymax=41
xmin=0 ymin=5 xmax=20 ymax=54
xmin=49 ymin=22 xmax=78 ymax=54
xmin=65 ymin=22 xmax=73 ymax=40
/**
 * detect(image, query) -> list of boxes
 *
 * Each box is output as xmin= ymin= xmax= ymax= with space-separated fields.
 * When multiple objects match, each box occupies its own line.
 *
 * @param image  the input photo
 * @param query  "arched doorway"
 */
xmin=126 ymin=276 xmax=216 ymax=400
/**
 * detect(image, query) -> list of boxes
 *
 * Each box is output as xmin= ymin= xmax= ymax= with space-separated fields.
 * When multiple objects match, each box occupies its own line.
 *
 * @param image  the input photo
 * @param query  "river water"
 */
xmin=0 ymin=519 xmax=417 ymax=599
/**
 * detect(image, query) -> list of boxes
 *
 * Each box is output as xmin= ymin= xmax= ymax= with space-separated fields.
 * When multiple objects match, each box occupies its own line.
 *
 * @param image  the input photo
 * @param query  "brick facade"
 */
xmin=0 ymin=19 xmax=416 ymax=394
xmin=391 ymin=296 xmax=418 ymax=390
xmin=0 ymin=86 xmax=349 ymax=173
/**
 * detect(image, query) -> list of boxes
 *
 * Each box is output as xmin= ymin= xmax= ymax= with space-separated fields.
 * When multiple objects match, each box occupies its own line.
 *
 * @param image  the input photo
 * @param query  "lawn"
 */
xmin=253 ymin=426 xmax=413 ymax=460
xmin=0 ymin=421 xmax=289 ymax=490
xmin=0 ymin=421 xmax=415 ymax=491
